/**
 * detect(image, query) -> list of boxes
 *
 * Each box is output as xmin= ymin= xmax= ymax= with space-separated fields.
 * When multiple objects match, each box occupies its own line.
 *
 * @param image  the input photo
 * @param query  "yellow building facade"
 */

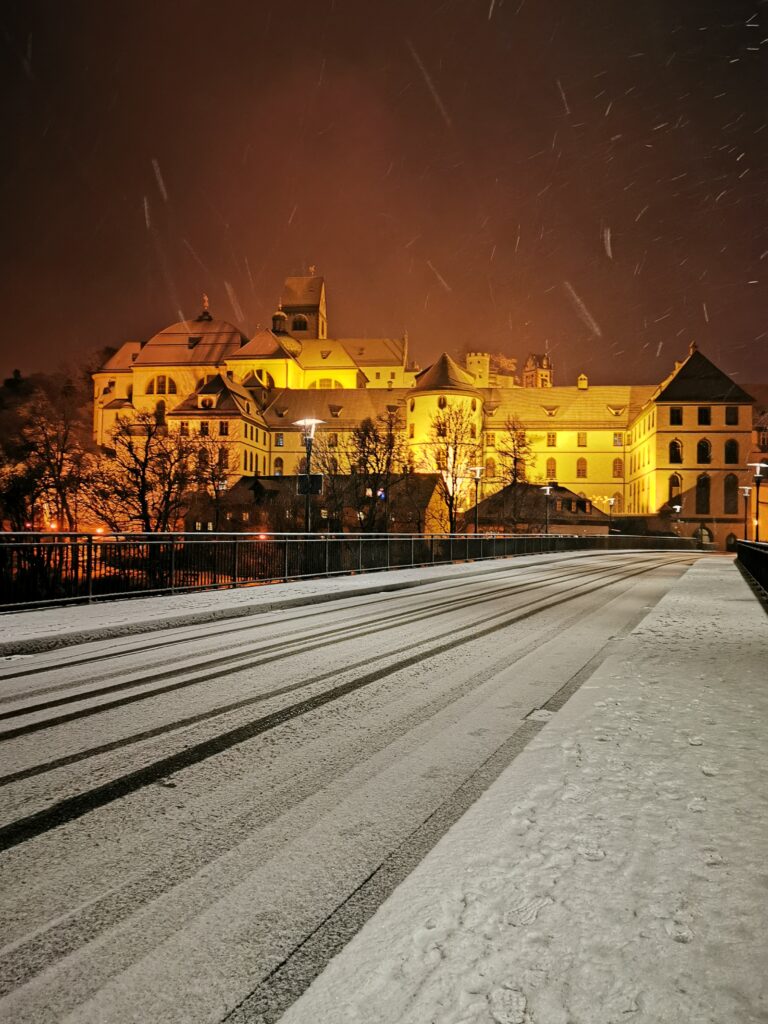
xmin=93 ymin=273 xmax=755 ymax=548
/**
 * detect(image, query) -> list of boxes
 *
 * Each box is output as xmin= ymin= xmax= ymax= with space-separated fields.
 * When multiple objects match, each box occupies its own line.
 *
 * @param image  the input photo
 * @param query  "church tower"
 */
xmin=522 ymin=353 xmax=553 ymax=388
xmin=280 ymin=269 xmax=328 ymax=339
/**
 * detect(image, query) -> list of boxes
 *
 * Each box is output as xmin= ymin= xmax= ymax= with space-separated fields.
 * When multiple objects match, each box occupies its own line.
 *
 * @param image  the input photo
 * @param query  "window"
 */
xmin=668 ymin=473 xmax=682 ymax=504
xmin=546 ymin=458 xmax=556 ymax=480
xmin=612 ymin=457 xmax=623 ymax=478
xmin=471 ymin=399 xmax=477 ymax=411
xmin=179 ymin=421 xmax=189 ymax=437
xmin=408 ymin=423 xmax=414 ymax=438
xmin=146 ymin=375 xmax=177 ymax=395
xmin=613 ymin=432 xmax=624 ymax=447
xmin=485 ymin=457 xmax=496 ymax=477
xmin=292 ymin=315 xmax=308 ymax=331
xmin=669 ymin=439 xmax=683 ymax=464
xmin=696 ymin=474 xmax=710 ymax=514
xmin=274 ymin=457 xmax=283 ymax=476
xmin=724 ymin=474 xmax=739 ymax=514
xmin=329 ymin=456 xmax=339 ymax=474
xmin=276 ymin=432 xmax=284 ymax=447
xmin=612 ymin=493 xmax=623 ymax=514
xmin=328 ymin=432 xmax=338 ymax=447
xmin=470 ymin=424 xmax=477 ymax=438
xmin=218 ymin=448 xmax=229 ymax=470
xmin=436 ymin=422 xmax=446 ymax=437
xmin=698 ymin=406 xmax=711 ymax=426
xmin=696 ymin=438 xmax=711 ymax=464
xmin=547 ymin=432 xmax=557 ymax=447
xmin=438 ymin=395 xmax=447 ymax=409
xmin=724 ymin=439 xmax=739 ymax=464
xmin=725 ymin=406 xmax=739 ymax=426
xmin=486 ymin=433 xmax=496 ymax=447
xmin=578 ymin=431 xmax=587 ymax=447
xmin=375 ymin=371 xmax=381 ymax=379
xmin=576 ymin=457 xmax=587 ymax=479
xmin=200 ymin=421 xmax=209 ymax=436
xmin=298 ymin=457 xmax=307 ymax=474
xmin=155 ymin=401 xmax=166 ymax=427
xmin=409 ymin=399 xmax=415 ymax=412
xmin=670 ymin=407 xmax=683 ymax=426
xmin=219 ymin=421 xmax=229 ymax=436
xmin=390 ymin=371 xmax=396 ymax=380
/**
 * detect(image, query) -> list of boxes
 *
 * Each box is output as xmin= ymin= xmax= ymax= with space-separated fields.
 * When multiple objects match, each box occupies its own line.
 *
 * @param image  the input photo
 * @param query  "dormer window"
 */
xmin=329 ymin=405 xmax=342 ymax=418
xmin=188 ymin=336 xmax=202 ymax=349
xmin=542 ymin=406 xmax=559 ymax=417
xmin=292 ymin=315 xmax=308 ymax=332
xmin=200 ymin=397 xmax=214 ymax=409
xmin=321 ymin=350 xmax=331 ymax=359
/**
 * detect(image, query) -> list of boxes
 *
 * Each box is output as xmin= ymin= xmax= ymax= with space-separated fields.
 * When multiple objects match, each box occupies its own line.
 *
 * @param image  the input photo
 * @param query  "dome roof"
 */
xmin=413 ymin=353 xmax=480 ymax=394
xmin=134 ymin=316 xmax=248 ymax=366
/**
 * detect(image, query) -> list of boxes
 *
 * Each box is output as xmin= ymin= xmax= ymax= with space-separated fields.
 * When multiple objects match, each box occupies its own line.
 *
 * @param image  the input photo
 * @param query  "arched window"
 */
xmin=154 ymin=400 xmax=166 ymax=426
xmin=669 ymin=440 xmax=683 ymax=464
xmin=438 ymin=395 xmax=447 ymax=409
xmin=696 ymin=438 xmax=711 ymax=464
xmin=485 ymin=457 xmax=496 ymax=477
xmin=329 ymin=456 xmax=339 ymax=474
xmin=274 ymin=457 xmax=284 ymax=476
xmin=298 ymin=457 xmax=307 ymax=474
xmin=724 ymin=439 xmax=739 ymax=465
xmin=409 ymin=398 xmax=415 ymax=412
xmin=576 ymin=457 xmax=587 ymax=479
xmin=308 ymin=379 xmax=343 ymax=389
xmin=668 ymin=473 xmax=682 ymax=504
xmin=723 ymin=473 xmax=739 ymax=514
xmin=470 ymin=424 xmax=477 ymax=438
xmin=146 ymin=375 xmax=177 ymax=395
xmin=471 ymin=399 xmax=477 ymax=411
xmin=696 ymin=474 xmax=710 ymax=514
xmin=725 ymin=532 xmax=738 ymax=551
xmin=546 ymin=457 xmax=556 ymax=480
xmin=292 ymin=315 xmax=308 ymax=331
xmin=612 ymin=492 xmax=623 ymax=514
xmin=612 ymin=457 xmax=623 ymax=478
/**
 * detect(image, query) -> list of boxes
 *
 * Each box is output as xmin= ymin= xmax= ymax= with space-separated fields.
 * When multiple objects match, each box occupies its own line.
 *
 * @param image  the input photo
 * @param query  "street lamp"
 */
xmin=468 ymin=465 xmax=483 ymax=534
xmin=740 ymin=486 xmax=752 ymax=542
xmin=293 ymin=418 xmax=323 ymax=533
xmin=541 ymin=484 xmax=553 ymax=535
xmin=747 ymin=462 xmax=768 ymax=543
xmin=671 ymin=503 xmax=682 ymax=536
xmin=607 ymin=496 xmax=615 ymax=534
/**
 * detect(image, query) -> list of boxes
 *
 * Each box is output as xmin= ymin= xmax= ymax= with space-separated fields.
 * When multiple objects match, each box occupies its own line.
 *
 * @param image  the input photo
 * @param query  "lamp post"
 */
xmin=671 ymin=503 xmax=682 ymax=536
xmin=293 ymin=418 xmax=323 ymax=533
xmin=541 ymin=484 xmax=553 ymax=535
xmin=468 ymin=465 xmax=483 ymax=534
xmin=607 ymin=496 xmax=615 ymax=534
xmin=740 ymin=486 xmax=752 ymax=542
xmin=747 ymin=463 xmax=768 ymax=542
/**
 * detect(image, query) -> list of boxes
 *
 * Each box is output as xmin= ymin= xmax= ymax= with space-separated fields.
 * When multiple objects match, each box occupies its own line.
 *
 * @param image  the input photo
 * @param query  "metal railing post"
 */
xmin=358 ymin=535 xmax=363 ymax=572
xmin=232 ymin=537 xmax=239 ymax=587
xmin=85 ymin=534 xmax=93 ymax=602
xmin=170 ymin=536 xmax=176 ymax=592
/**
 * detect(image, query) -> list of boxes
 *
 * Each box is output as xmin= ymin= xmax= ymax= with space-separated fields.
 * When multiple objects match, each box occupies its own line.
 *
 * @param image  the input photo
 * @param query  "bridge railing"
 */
xmin=736 ymin=541 xmax=768 ymax=602
xmin=0 ymin=531 xmax=702 ymax=610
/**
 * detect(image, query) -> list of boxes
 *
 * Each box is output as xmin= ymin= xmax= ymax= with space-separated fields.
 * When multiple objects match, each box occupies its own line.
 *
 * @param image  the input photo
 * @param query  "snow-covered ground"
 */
xmin=280 ymin=556 xmax=767 ymax=1024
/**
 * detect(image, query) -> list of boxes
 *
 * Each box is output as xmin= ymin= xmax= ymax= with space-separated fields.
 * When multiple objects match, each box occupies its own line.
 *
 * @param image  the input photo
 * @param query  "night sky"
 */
xmin=2 ymin=0 xmax=767 ymax=385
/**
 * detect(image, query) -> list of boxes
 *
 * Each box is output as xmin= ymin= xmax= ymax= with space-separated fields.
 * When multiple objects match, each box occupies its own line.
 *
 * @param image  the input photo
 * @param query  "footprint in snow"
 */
xmin=577 ymin=844 xmax=606 ymax=861
xmin=665 ymin=919 xmax=693 ymax=943
xmin=688 ymin=736 xmax=704 ymax=746
xmin=504 ymin=895 xmax=554 ymax=927
xmin=686 ymin=797 xmax=706 ymax=813
xmin=488 ymin=985 xmax=529 ymax=1024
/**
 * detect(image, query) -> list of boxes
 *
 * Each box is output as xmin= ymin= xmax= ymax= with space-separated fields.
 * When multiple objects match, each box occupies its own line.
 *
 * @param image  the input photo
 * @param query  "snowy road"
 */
xmin=0 ymin=551 xmax=696 ymax=1023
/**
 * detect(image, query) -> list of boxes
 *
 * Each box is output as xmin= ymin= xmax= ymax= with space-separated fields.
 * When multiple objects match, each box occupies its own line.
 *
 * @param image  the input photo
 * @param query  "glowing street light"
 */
xmin=747 ymin=462 xmax=768 ymax=542
xmin=607 ymin=496 xmax=615 ymax=534
xmin=468 ymin=465 xmax=483 ymax=534
xmin=740 ymin=486 xmax=752 ymax=542
xmin=540 ymin=483 xmax=554 ymax=535
xmin=294 ymin=418 xmax=324 ymax=533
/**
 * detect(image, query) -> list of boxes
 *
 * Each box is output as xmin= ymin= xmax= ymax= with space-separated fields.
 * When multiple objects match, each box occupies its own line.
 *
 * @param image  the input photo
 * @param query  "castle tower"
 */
xmin=522 ymin=353 xmax=553 ymax=388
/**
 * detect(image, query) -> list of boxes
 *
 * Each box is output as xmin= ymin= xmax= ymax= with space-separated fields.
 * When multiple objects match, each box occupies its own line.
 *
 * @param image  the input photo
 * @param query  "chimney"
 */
xmin=577 ymin=373 xmax=588 ymax=390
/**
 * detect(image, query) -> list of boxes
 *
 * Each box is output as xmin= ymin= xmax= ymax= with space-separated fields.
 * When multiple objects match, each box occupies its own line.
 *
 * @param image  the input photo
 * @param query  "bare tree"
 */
xmin=422 ymin=404 xmax=480 ymax=533
xmin=190 ymin=433 xmax=235 ymax=530
xmin=86 ymin=412 xmax=196 ymax=532
xmin=497 ymin=416 xmax=533 ymax=485
xmin=312 ymin=410 xmax=406 ymax=531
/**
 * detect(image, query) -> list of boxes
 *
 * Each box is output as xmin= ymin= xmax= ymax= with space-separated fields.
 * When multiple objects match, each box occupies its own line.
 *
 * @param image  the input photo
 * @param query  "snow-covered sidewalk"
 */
xmin=281 ymin=556 xmax=767 ymax=1024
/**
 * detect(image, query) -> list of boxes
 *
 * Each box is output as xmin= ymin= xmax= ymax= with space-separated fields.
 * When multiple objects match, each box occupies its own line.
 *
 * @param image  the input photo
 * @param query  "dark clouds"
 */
xmin=1 ymin=0 xmax=766 ymax=384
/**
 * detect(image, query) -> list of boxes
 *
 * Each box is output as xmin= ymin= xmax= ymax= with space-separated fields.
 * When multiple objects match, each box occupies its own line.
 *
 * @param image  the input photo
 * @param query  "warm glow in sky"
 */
xmin=1 ymin=0 xmax=766 ymax=385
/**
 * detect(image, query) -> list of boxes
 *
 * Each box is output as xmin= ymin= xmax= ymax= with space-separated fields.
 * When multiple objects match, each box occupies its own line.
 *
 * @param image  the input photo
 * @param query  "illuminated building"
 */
xmin=93 ymin=273 xmax=754 ymax=547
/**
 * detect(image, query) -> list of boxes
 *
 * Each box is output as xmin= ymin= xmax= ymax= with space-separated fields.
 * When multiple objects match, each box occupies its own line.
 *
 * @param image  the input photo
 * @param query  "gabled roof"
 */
xmin=339 ymin=337 xmax=407 ymax=366
xmin=167 ymin=373 xmax=265 ymax=422
xmin=414 ymin=353 xmax=479 ymax=394
xmin=133 ymin=316 xmax=248 ymax=367
xmin=295 ymin=340 xmax=359 ymax=371
xmin=262 ymin=388 xmax=411 ymax=428
xmin=488 ymin=385 xmax=655 ymax=427
xmin=228 ymin=328 xmax=301 ymax=360
xmin=282 ymin=275 xmax=325 ymax=310
xmin=655 ymin=348 xmax=754 ymax=403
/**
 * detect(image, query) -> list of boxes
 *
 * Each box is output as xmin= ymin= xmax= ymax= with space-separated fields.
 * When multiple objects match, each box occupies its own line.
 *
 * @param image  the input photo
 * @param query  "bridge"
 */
xmin=0 ymin=542 xmax=765 ymax=1022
